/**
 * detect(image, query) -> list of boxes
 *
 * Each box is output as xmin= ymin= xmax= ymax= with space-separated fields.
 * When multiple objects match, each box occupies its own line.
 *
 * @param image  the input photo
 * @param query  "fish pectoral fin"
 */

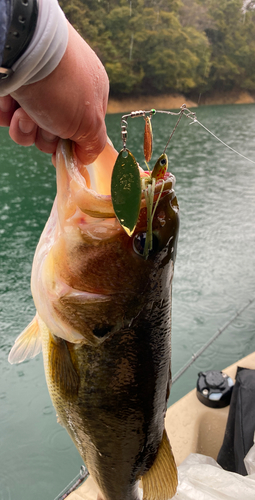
xmin=56 ymin=414 xmax=65 ymax=427
xmin=49 ymin=334 xmax=80 ymax=399
xmin=8 ymin=315 xmax=42 ymax=364
xmin=142 ymin=429 xmax=178 ymax=500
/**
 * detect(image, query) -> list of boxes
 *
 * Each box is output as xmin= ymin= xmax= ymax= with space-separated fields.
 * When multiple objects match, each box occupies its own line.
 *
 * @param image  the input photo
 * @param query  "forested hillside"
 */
xmin=59 ymin=0 xmax=255 ymax=97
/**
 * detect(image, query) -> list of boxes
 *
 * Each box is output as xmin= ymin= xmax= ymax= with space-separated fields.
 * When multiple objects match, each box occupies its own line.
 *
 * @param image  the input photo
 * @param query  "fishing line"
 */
xmin=172 ymin=298 xmax=255 ymax=385
xmin=189 ymin=116 xmax=255 ymax=165
xmin=156 ymin=106 xmax=255 ymax=164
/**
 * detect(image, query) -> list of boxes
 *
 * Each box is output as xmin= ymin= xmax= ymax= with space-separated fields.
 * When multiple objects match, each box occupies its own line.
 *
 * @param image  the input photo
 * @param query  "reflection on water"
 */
xmin=1 ymin=104 xmax=255 ymax=499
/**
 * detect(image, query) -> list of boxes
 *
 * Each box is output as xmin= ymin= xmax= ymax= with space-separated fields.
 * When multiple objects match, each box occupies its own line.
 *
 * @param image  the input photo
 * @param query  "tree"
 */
xmin=58 ymin=0 xmax=255 ymax=96
xmin=203 ymin=0 xmax=255 ymax=90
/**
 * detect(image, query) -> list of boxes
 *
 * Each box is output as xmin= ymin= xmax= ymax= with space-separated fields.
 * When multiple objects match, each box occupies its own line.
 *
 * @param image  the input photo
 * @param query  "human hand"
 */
xmin=0 ymin=21 xmax=109 ymax=165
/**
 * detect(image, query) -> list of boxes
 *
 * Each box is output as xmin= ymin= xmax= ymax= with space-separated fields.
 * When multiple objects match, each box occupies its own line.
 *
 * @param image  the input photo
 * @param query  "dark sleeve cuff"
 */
xmin=0 ymin=0 xmax=12 ymax=66
xmin=0 ymin=0 xmax=38 ymax=80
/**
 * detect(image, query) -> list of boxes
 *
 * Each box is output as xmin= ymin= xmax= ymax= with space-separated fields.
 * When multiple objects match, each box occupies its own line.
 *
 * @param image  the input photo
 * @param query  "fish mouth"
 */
xmin=57 ymin=139 xmax=176 ymax=221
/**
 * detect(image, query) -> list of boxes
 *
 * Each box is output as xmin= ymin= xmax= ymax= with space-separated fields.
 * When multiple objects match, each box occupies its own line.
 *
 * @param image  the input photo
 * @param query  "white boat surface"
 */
xmin=67 ymin=351 xmax=255 ymax=499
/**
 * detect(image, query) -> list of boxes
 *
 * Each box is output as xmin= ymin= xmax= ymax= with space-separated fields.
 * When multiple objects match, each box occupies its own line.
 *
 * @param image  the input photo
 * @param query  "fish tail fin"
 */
xmin=142 ymin=429 xmax=178 ymax=500
xmin=8 ymin=314 xmax=42 ymax=364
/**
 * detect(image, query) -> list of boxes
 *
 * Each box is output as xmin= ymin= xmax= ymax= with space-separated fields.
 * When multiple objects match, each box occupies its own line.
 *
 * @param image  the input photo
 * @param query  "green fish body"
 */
xmin=9 ymin=140 xmax=179 ymax=500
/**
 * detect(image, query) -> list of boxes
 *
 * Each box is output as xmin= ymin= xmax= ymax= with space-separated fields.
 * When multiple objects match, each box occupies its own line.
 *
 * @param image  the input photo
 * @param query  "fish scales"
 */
xmin=9 ymin=139 xmax=179 ymax=500
xmin=41 ymin=277 xmax=173 ymax=500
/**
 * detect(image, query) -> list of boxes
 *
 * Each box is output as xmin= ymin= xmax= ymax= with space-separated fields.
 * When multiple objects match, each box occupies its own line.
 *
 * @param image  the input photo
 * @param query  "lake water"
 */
xmin=1 ymin=103 xmax=255 ymax=499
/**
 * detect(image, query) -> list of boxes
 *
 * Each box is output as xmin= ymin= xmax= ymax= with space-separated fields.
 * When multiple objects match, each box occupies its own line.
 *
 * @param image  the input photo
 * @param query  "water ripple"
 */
xmin=48 ymin=427 xmax=74 ymax=452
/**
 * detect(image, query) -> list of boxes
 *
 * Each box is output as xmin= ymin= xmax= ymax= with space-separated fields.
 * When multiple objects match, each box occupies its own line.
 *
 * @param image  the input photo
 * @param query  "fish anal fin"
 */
xmin=8 ymin=315 xmax=42 ymax=364
xmin=142 ymin=429 xmax=178 ymax=500
xmin=49 ymin=335 xmax=80 ymax=400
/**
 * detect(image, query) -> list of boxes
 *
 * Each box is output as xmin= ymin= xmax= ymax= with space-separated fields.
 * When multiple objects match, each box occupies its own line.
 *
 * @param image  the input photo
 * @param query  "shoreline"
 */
xmin=107 ymin=90 xmax=255 ymax=114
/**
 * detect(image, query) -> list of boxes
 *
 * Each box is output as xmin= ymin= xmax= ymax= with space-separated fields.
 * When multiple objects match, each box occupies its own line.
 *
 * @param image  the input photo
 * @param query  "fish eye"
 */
xmin=133 ymin=232 xmax=160 ymax=256
xmin=133 ymin=232 xmax=146 ymax=255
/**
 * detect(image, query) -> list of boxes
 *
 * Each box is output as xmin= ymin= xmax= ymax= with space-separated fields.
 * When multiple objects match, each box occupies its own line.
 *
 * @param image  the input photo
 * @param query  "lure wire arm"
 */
xmin=120 ymin=104 xmax=195 ymax=154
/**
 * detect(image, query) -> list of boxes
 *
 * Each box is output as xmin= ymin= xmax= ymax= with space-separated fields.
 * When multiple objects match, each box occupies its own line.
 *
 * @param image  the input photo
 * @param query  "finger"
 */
xmin=35 ymin=128 xmax=59 ymax=154
xmin=0 ymin=96 xmax=18 ymax=126
xmin=74 ymin=120 xmax=107 ymax=165
xmin=9 ymin=108 xmax=37 ymax=146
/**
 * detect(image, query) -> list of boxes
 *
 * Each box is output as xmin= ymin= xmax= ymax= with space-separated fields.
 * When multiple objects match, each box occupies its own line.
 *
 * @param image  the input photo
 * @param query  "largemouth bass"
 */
xmin=9 ymin=139 xmax=179 ymax=500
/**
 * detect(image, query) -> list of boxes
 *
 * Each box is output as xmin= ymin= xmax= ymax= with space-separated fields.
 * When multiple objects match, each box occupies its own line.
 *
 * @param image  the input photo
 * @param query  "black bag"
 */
xmin=217 ymin=367 xmax=255 ymax=475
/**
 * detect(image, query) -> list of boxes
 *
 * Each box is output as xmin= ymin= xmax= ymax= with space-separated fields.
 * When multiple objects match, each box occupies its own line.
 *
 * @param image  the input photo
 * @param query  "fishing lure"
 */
xmin=144 ymin=115 xmax=153 ymax=163
xmin=141 ymin=154 xmax=168 ymax=258
xmin=111 ymin=102 xmax=255 ymax=255
xmin=111 ymin=107 xmax=181 ymax=258
xmin=111 ymin=148 xmax=141 ymax=237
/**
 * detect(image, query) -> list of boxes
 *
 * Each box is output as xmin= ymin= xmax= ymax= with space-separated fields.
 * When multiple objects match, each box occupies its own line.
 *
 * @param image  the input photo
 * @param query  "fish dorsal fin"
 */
xmin=142 ymin=429 xmax=178 ymax=500
xmin=48 ymin=334 xmax=80 ymax=400
xmin=8 ymin=315 xmax=42 ymax=364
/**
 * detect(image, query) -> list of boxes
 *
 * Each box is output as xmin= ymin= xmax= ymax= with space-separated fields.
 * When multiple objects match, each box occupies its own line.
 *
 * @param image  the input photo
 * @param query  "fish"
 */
xmin=9 ymin=138 xmax=179 ymax=500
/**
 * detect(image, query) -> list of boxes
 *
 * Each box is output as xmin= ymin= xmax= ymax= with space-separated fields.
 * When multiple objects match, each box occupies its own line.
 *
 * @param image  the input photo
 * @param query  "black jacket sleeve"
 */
xmin=0 ymin=0 xmax=12 ymax=66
